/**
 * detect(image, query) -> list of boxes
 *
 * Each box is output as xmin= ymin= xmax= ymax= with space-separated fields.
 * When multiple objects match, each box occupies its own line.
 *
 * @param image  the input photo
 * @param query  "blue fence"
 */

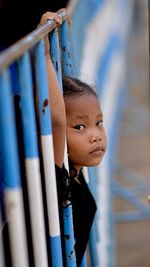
xmin=0 ymin=9 xmax=77 ymax=267
xmin=0 ymin=1 xmax=142 ymax=267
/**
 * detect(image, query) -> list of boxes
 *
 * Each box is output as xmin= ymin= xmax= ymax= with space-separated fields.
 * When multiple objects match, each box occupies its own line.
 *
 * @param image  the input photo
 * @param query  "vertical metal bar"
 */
xmin=17 ymin=52 xmax=48 ymax=267
xmin=49 ymin=26 xmax=69 ymax=171
xmin=50 ymin=28 xmax=76 ymax=267
xmin=82 ymin=166 xmax=100 ymax=267
xmin=60 ymin=19 xmax=77 ymax=173
xmin=96 ymin=154 xmax=112 ymax=267
xmin=0 ymin=205 xmax=5 ymax=267
xmin=89 ymin=224 xmax=99 ymax=267
xmin=0 ymin=69 xmax=29 ymax=267
xmin=50 ymin=29 xmax=63 ymax=92
xmin=35 ymin=39 xmax=63 ymax=267
xmin=61 ymin=20 xmax=76 ymax=77
xmin=88 ymin=167 xmax=100 ymax=267
xmin=80 ymin=253 xmax=87 ymax=267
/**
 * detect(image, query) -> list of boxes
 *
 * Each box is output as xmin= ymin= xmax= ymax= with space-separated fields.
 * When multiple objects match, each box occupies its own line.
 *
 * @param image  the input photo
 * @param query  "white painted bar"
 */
xmin=25 ymin=157 xmax=48 ymax=267
xmin=5 ymin=188 xmax=29 ymax=267
xmin=41 ymin=135 xmax=60 ymax=236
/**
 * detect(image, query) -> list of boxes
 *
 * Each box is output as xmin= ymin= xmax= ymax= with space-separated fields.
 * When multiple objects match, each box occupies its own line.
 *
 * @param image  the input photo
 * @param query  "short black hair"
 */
xmin=62 ymin=76 xmax=97 ymax=100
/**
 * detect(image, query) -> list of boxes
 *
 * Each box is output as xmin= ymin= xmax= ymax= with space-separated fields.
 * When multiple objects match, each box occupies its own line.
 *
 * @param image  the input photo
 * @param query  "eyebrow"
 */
xmin=74 ymin=115 xmax=88 ymax=119
xmin=72 ymin=113 xmax=103 ymax=120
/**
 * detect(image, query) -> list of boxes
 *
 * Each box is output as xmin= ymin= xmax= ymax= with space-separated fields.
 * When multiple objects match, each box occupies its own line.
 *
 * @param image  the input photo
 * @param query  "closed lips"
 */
xmin=89 ymin=146 xmax=105 ymax=154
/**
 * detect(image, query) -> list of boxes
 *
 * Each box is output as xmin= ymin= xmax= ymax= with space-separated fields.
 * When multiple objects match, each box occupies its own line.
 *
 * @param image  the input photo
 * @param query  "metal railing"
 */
xmin=0 ymin=9 xmax=78 ymax=267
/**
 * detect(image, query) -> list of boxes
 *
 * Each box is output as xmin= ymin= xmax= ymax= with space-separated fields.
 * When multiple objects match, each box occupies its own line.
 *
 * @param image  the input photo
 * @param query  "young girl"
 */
xmin=39 ymin=11 xmax=107 ymax=266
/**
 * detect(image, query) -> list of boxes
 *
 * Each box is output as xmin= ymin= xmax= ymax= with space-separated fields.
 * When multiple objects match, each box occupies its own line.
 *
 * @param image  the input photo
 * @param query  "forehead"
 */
xmin=65 ymin=94 xmax=102 ymax=117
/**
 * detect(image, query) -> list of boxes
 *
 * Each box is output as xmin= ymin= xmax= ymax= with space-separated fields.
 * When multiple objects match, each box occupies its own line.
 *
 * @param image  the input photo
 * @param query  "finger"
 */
xmin=54 ymin=14 xmax=62 ymax=25
xmin=41 ymin=12 xmax=62 ymax=25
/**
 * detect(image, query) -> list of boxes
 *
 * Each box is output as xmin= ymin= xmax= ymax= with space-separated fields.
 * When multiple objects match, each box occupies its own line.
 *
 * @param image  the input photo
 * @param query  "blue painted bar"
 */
xmin=58 ymin=25 xmax=77 ymax=266
xmin=112 ymin=179 xmax=150 ymax=216
xmin=17 ymin=52 xmax=38 ymax=158
xmin=35 ymin=40 xmax=52 ymax=135
xmin=50 ymin=29 xmax=77 ymax=267
xmin=88 ymin=167 xmax=100 ymax=267
xmin=113 ymin=212 xmax=150 ymax=223
xmin=0 ymin=70 xmax=21 ymax=188
xmin=50 ymin=236 xmax=64 ymax=267
xmin=61 ymin=20 xmax=75 ymax=77
xmin=18 ymin=51 xmax=49 ymax=267
xmin=80 ymin=253 xmax=87 ymax=267
xmin=50 ymin=28 xmax=63 ymax=91
xmin=114 ymin=159 xmax=150 ymax=188
xmin=89 ymin=222 xmax=99 ymax=267
xmin=63 ymin=205 xmax=76 ymax=266
xmin=35 ymin=40 xmax=63 ymax=267
xmin=88 ymin=167 xmax=99 ymax=241
xmin=0 ymin=69 xmax=29 ymax=267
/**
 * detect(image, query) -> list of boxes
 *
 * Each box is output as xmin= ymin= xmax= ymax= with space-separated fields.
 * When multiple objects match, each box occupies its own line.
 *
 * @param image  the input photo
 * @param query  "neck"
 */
xmin=68 ymin=160 xmax=81 ymax=175
xmin=72 ymin=164 xmax=81 ymax=175
xmin=69 ymin=161 xmax=81 ymax=182
xmin=70 ymin=164 xmax=81 ymax=184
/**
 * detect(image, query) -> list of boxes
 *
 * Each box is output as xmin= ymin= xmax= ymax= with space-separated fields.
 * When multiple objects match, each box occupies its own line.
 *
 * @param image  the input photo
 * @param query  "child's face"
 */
xmin=65 ymin=94 xmax=107 ymax=172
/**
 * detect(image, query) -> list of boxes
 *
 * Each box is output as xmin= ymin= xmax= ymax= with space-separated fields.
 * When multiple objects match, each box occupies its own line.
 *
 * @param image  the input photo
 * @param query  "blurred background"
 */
xmin=114 ymin=1 xmax=150 ymax=266
xmin=70 ymin=0 xmax=150 ymax=266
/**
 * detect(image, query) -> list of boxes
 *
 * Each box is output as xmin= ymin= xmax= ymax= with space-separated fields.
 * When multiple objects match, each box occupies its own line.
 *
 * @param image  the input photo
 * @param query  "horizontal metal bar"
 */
xmin=112 ymin=179 xmax=150 ymax=215
xmin=113 ymin=211 xmax=150 ymax=223
xmin=0 ymin=10 xmax=67 ymax=72
xmin=113 ymin=159 xmax=150 ymax=188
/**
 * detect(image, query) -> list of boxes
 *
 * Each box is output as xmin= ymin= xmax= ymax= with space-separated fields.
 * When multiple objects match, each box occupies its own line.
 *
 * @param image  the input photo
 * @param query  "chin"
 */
xmin=86 ymin=158 xmax=102 ymax=167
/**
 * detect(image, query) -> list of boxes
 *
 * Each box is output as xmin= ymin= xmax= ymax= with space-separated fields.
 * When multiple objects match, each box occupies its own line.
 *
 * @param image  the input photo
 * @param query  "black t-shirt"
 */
xmin=55 ymin=163 xmax=97 ymax=266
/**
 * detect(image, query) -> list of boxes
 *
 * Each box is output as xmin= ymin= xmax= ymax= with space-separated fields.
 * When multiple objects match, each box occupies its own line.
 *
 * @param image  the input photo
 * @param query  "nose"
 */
xmin=89 ymin=135 xmax=102 ymax=143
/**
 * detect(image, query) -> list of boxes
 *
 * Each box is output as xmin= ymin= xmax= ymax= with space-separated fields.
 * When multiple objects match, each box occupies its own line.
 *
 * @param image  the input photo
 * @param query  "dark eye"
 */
xmin=74 ymin=124 xmax=85 ymax=130
xmin=96 ymin=120 xmax=103 ymax=126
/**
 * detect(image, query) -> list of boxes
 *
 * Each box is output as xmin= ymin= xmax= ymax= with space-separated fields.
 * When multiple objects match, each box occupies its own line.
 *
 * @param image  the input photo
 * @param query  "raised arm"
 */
xmin=39 ymin=12 xmax=66 ymax=168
